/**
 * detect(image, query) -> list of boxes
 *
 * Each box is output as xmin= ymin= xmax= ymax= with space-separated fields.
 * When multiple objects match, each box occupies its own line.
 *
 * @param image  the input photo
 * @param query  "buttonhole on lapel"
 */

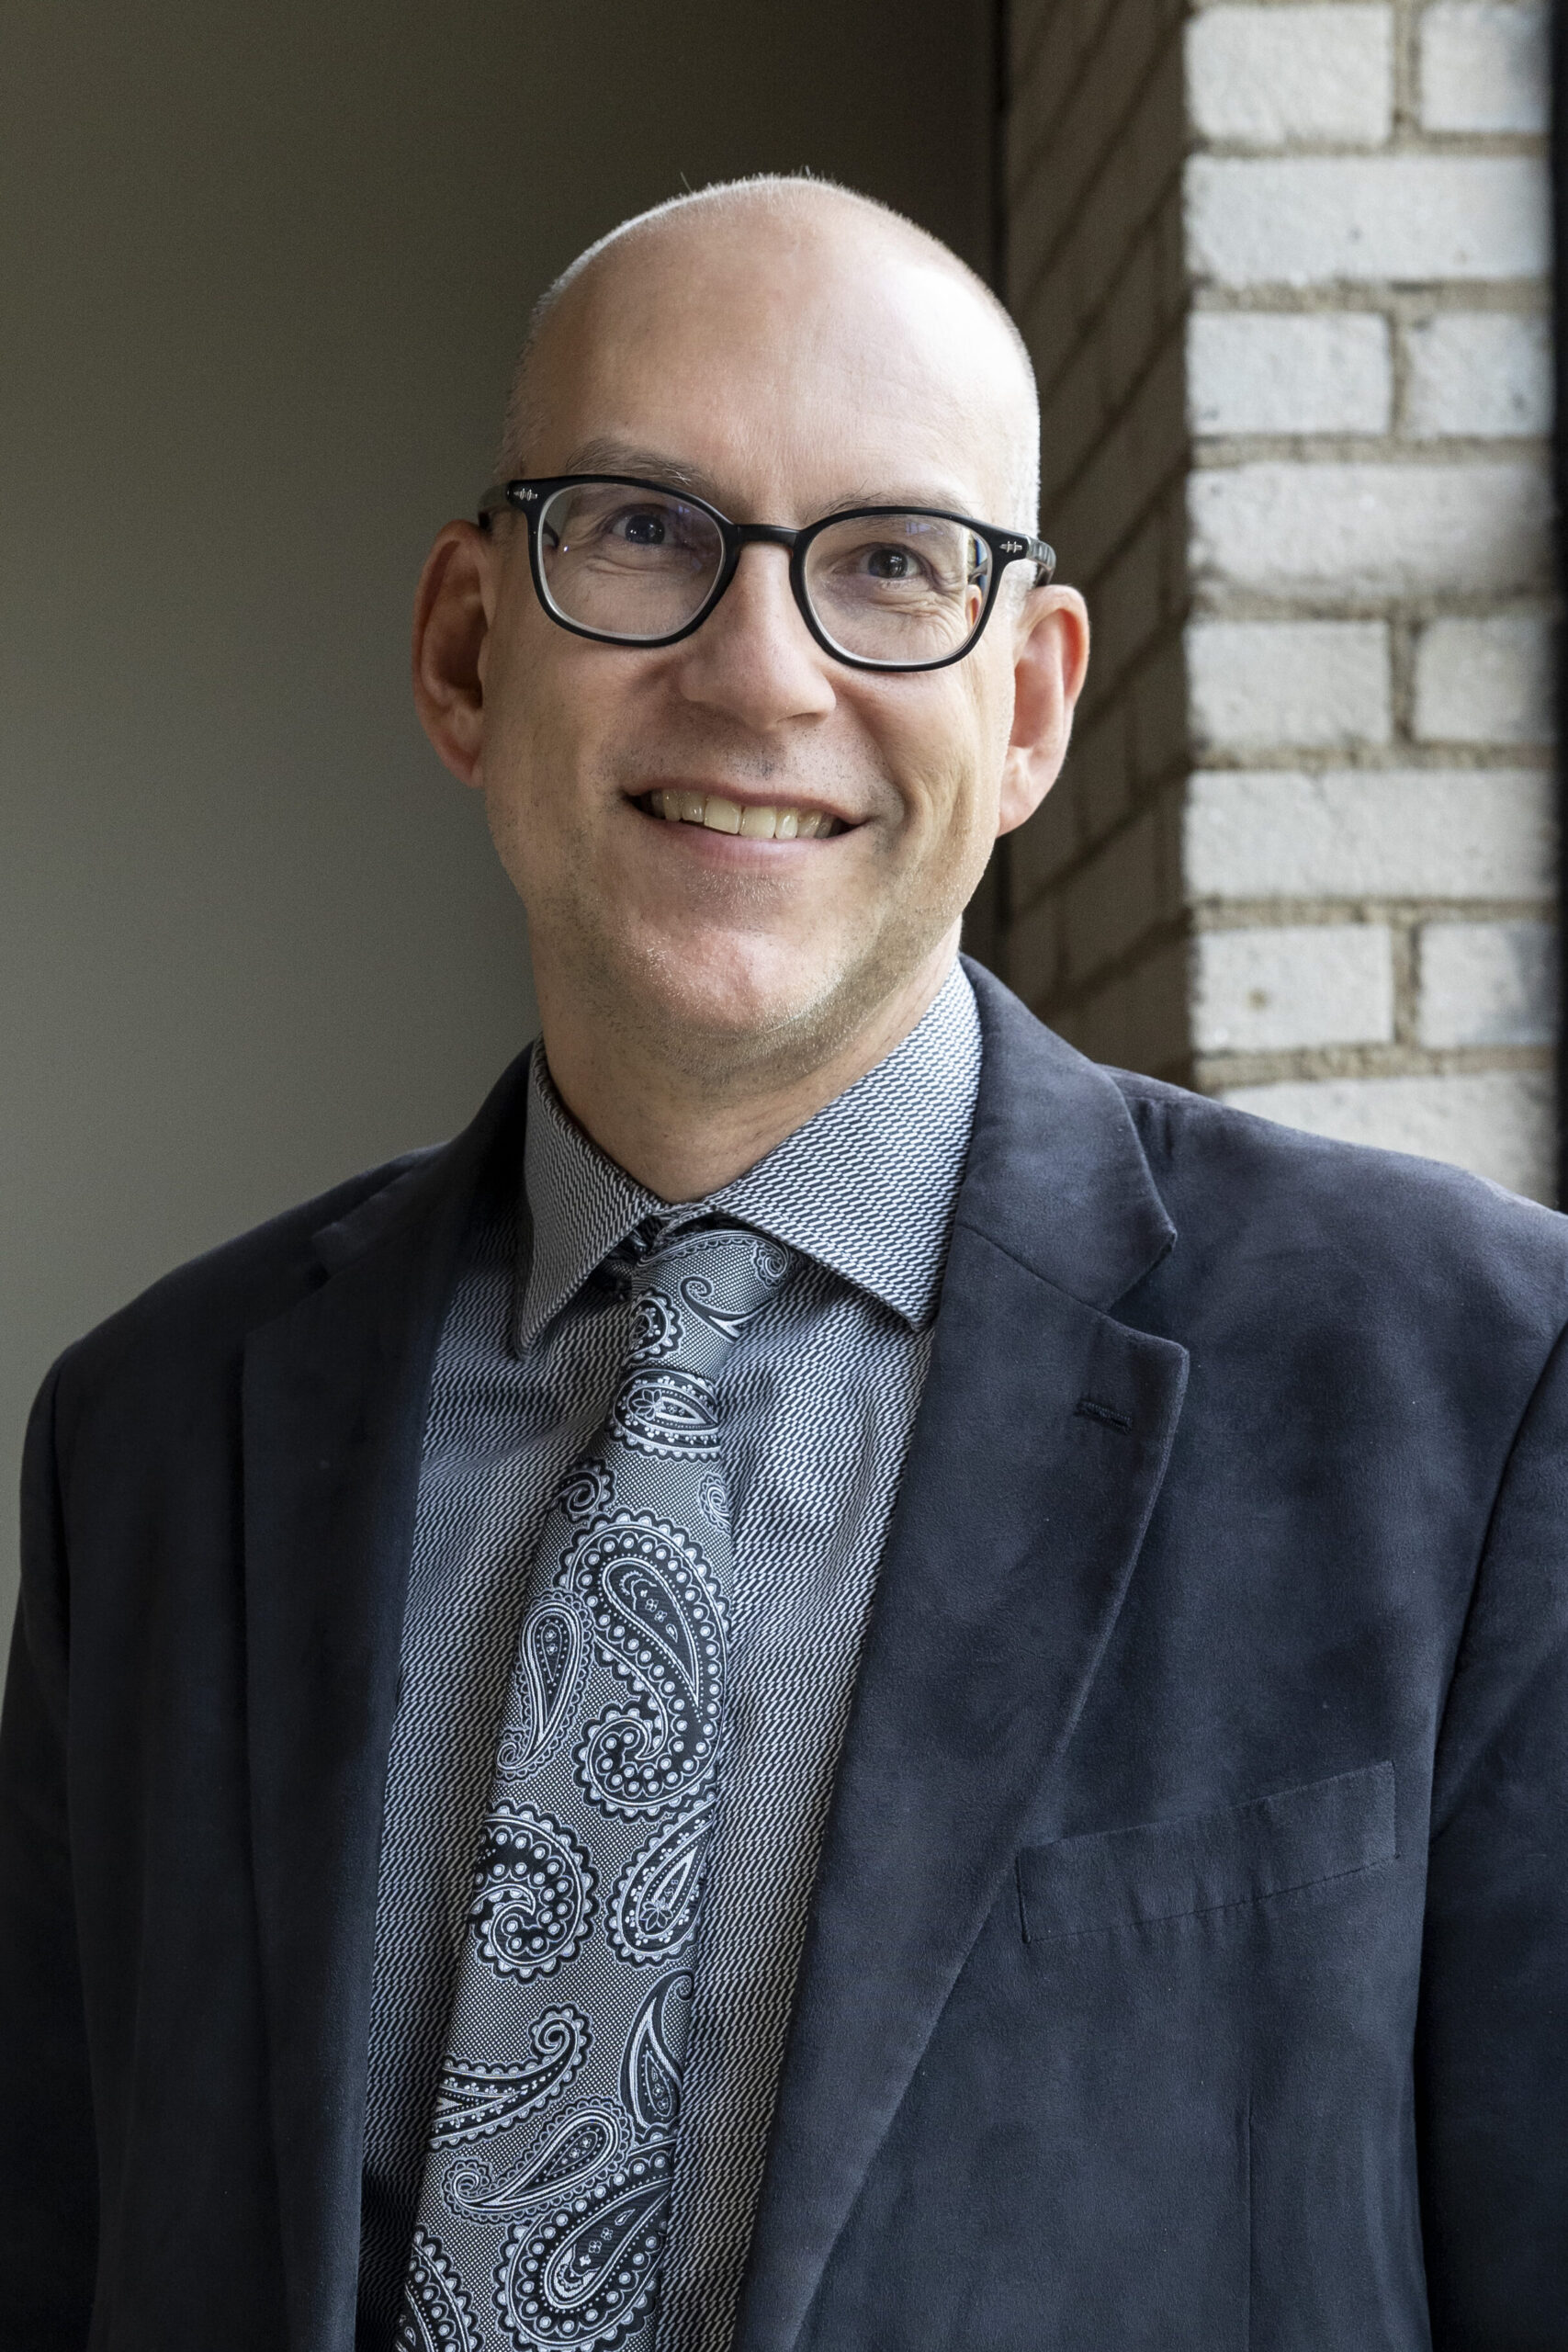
xmin=1075 ymin=1396 xmax=1132 ymax=1433
xmin=1015 ymin=1854 xmax=1031 ymax=1945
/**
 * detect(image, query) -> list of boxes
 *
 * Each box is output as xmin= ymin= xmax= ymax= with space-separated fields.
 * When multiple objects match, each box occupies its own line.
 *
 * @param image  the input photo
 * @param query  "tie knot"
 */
xmin=620 ymin=1221 xmax=794 ymax=1379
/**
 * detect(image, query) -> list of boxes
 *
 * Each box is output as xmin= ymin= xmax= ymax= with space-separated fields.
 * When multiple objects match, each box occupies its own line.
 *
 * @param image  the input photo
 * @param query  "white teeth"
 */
xmin=648 ymin=792 xmax=836 ymax=838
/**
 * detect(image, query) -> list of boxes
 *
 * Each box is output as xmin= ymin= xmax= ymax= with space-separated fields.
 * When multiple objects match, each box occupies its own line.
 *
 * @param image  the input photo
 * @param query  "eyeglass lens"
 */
xmin=535 ymin=481 xmax=992 ymax=664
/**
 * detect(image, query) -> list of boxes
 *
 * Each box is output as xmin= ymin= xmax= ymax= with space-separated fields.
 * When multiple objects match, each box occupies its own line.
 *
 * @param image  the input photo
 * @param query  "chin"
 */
xmin=606 ymin=923 xmax=865 ymax=1073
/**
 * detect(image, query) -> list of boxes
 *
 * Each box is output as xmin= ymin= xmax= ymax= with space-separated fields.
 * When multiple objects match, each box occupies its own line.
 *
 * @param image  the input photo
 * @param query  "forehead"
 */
xmin=525 ymin=217 xmax=1026 ymax=522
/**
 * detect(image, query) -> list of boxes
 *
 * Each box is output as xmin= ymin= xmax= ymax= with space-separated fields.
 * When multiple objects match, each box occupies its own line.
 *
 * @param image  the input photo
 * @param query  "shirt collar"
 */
xmin=515 ymin=959 xmax=982 ymax=1351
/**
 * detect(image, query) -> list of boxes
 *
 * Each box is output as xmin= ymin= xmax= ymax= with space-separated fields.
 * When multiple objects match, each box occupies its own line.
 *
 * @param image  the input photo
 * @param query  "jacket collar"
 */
xmin=243 ymin=1048 xmax=533 ymax=2352
xmin=732 ymin=962 xmax=1187 ymax=2352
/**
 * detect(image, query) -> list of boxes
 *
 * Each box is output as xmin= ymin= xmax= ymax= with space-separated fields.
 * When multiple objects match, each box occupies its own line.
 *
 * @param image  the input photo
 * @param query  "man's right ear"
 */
xmin=412 ymin=520 xmax=497 ymax=788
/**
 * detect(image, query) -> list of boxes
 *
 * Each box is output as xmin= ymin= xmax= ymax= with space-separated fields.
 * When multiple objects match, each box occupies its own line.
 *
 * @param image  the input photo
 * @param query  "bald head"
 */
xmin=499 ymin=175 xmax=1041 ymax=531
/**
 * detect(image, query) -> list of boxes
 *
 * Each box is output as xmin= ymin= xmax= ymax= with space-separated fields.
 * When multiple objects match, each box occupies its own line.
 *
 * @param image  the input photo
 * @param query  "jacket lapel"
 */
xmin=242 ymin=1056 xmax=531 ymax=2352
xmin=734 ymin=967 xmax=1190 ymax=2352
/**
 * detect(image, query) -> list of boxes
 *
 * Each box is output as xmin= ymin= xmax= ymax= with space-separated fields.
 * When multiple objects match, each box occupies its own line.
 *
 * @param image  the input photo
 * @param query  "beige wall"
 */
xmin=1 ymin=0 xmax=993 ymax=1626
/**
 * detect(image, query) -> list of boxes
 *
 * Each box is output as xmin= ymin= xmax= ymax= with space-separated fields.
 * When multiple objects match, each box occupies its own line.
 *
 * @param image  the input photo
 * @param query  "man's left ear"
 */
xmin=997 ymin=586 xmax=1090 ymax=837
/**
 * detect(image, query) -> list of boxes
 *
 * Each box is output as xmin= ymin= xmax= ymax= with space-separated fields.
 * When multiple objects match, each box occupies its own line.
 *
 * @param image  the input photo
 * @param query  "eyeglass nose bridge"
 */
xmin=695 ymin=519 xmax=815 ymax=640
xmin=728 ymin=521 xmax=802 ymax=552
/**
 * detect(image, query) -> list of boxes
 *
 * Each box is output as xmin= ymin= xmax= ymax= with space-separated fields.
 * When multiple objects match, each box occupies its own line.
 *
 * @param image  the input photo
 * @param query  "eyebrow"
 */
xmin=554 ymin=437 xmax=987 ymax=522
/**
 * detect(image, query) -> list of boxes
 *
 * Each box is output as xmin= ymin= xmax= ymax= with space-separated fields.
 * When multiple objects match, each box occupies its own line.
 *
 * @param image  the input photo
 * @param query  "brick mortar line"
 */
xmin=1391 ymin=608 xmax=1417 ymax=741
xmin=1189 ymin=435 xmax=1553 ymax=466
xmin=1190 ymin=897 xmax=1557 ymax=927
xmin=1392 ymin=0 xmax=1417 ymax=134
xmin=1392 ymin=917 xmax=1418 ymax=1043
xmin=1193 ymin=1042 xmax=1555 ymax=1091
xmin=1190 ymin=284 xmax=1552 ymax=316
xmin=1187 ymin=747 xmax=1556 ymax=770
xmin=1192 ymin=134 xmax=1547 ymax=161
xmin=1188 ymin=596 xmax=1561 ymax=632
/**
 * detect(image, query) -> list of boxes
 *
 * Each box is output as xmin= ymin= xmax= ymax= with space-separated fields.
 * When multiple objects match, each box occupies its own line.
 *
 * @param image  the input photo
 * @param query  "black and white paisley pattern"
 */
xmin=444 ymin=2099 xmax=624 ymax=2220
xmin=562 ymin=1514 xmax=728 ymax=1815
xmin=491 ymin=2142 xmax=674 ymax=2352
xmin=469 ymin=1804 xmax=595 ymax=1981
xmin=557 ymin=1459 xmax=615 ymax=1522
xmin=607 ymin=1367 xmax=721 ymax=1461
xmin=497 ymin=1600 xmax=592 ymax=1779
xmin=629 ymin=1288 xmax=682 ymax=1362
xmin=750 ymin=1237 xmax=792 ymax=1285
xmin=607 ymin=1796 xmax=716 ymax=1966
xmin=431 ymin=2010 xmax=592 ymax=2146
xmin=399 ymin=1222 xmax=795 ymax=2351
xmin=620 ymin=1973 xmax=692 ymax=2138
xmin=397 ymin=2227 xmax=481 ymax=2352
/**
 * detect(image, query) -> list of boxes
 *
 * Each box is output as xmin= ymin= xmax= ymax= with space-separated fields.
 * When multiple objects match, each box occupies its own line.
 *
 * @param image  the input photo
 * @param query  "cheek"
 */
xmin=877 ymin=693 xmax=1002 ymax=860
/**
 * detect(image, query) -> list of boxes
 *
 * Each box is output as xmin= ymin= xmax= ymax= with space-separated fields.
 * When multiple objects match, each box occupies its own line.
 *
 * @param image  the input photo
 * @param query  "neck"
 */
xmin=536 ymin=935 xmax=960 ymax=1201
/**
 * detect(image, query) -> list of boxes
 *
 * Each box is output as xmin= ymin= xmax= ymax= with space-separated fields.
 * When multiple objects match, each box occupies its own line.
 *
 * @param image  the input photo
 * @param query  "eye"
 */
xmin=865 ymin=545 xmax=917 ymax=580
xmin=617 ymin=509 xmax=669 ymax=546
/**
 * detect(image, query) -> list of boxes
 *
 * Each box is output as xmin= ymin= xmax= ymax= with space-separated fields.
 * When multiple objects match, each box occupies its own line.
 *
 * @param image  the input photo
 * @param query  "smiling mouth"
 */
xmin=636 ymin=789 xmax=846 ymax=840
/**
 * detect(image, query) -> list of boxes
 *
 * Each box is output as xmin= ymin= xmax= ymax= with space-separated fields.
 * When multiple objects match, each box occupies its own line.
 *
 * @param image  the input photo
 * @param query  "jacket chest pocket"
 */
xmin=1016 ymin=1759 xmax=1397 ymax=1942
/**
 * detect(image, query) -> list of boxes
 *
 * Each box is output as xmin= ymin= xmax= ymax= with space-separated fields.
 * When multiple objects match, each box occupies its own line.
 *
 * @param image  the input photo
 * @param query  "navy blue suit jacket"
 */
xmin=4 ymin=963 xmax=1567 ymax=2349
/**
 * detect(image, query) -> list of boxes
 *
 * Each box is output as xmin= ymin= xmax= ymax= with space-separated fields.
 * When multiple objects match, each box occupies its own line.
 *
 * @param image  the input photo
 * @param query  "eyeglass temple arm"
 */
xmin=477 ymin=481 xmax=534 ymax=530
xmin=995 ymin=531 xmax=1056 ymax=585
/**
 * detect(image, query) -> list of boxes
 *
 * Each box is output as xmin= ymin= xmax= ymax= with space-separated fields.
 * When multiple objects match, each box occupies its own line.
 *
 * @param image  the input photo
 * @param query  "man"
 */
xmin=2 ymin=175 xmax=1565 ymax=2352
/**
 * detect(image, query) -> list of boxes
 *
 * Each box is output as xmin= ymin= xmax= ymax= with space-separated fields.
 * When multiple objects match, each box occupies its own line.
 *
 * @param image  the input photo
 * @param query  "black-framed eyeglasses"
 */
xmin=476 ymin=475 xmax=1055 ymax=673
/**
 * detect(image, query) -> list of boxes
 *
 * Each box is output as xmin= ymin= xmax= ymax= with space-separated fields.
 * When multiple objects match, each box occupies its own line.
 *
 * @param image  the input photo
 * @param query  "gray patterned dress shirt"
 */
xmin=358 ymin=960 xmax=983 ymax=2350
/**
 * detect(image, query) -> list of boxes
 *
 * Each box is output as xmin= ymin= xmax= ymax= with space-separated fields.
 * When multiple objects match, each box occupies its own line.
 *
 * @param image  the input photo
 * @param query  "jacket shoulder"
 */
xmin=48 ymin=1146 xmax=442 ymax=1412
xmin=1109 ymin=1068 xmax=1568 ymax=1323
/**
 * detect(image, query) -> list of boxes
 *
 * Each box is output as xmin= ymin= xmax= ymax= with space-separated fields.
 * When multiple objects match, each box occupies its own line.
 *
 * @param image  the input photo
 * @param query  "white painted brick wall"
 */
xmin=1186 ymin=6 xmax=1394 ymax=145
xmin=1404 ymin=312 xmax=1552 ymax=440
xmin=1420 ymin=2 xmax=1550 ymax=134
xmin=1188 ymin=311 xmax=1392 ymax=435
xmin=1185 ymin=769 xmax=1555 ymax=899
xmin=1006 ymin=0 xmax=1558 ymax=1200
xmin=1189 ymin=620 xmax=1391 ymax=749
xmin=1194 ymin=922 xmax=1394 ymax=1051
xmin=1418 ymin=918 xmax=1558 ymax=1046
xmin=1413 ymin=614 xmax=1555 ymax=744
xmin=1190 ymin=458 xmax=1553 ymax=598
xmin=1186 ymin=155 xmax=1550 ymax=286
xmin=1220 ymin=1069 xmax=1554 ymax=1197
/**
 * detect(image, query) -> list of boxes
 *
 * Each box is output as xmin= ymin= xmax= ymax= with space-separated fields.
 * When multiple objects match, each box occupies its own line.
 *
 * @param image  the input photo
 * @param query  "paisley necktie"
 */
xmin=397 ymin=1219 xmax=795 ymax=2352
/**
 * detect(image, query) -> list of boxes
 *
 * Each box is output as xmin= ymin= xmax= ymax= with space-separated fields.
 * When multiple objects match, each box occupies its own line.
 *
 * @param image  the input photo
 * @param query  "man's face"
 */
xmin=462 ymin=219 xmax=1078 ymax=1081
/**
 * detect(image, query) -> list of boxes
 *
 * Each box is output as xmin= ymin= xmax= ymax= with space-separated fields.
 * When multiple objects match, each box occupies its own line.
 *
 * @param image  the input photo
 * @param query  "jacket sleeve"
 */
xmin=0 ymin=1364 xmax=98 ymax=2346
xmin=1417 ymin=1317 xmax=1568 ymax=2349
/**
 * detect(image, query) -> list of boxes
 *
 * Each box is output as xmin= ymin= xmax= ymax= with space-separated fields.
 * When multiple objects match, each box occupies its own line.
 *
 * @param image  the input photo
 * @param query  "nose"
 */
xmin=670 ymin=541 xmax=837 ymax=729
